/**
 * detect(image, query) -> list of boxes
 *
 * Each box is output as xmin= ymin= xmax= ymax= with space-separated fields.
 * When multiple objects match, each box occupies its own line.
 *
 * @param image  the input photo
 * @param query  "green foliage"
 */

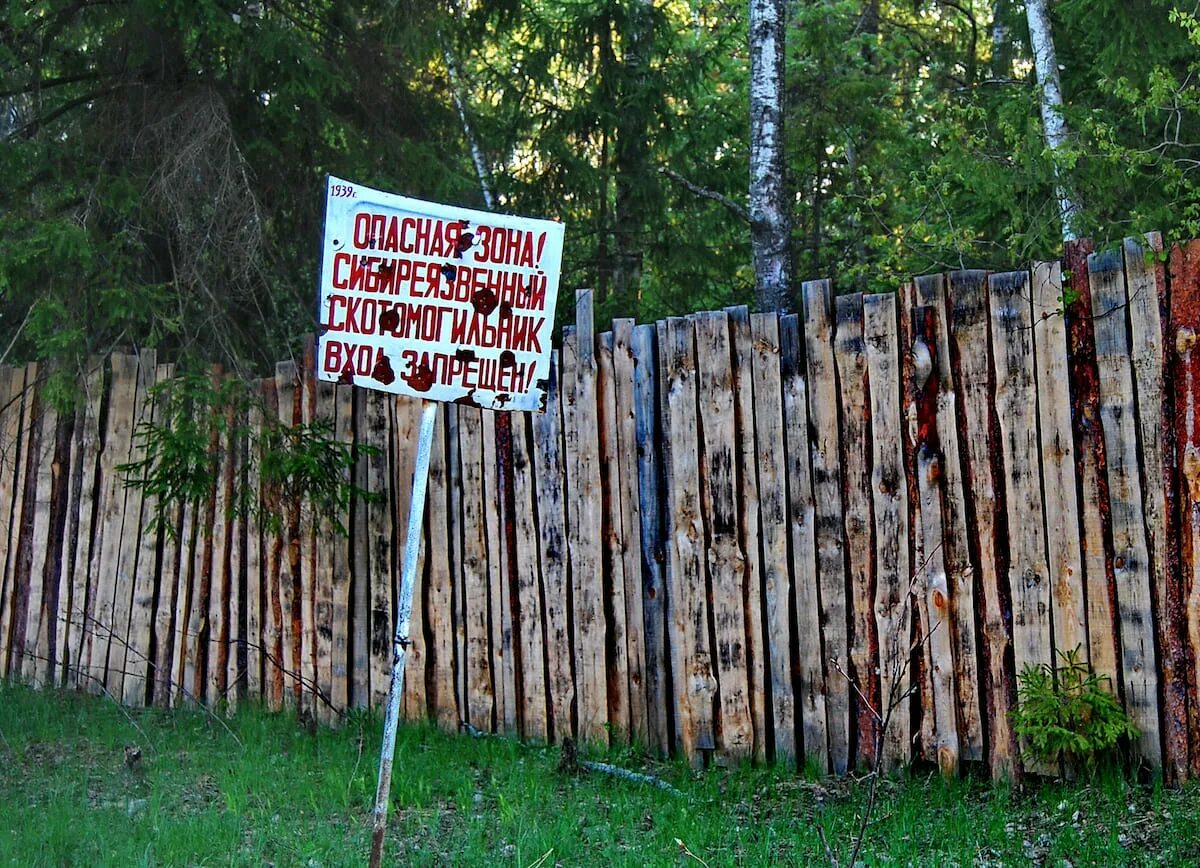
xmin=119 ymin=373 xmax=375 ymax=539
xmin=1011 ymin=646 xmax=1140 ymax=773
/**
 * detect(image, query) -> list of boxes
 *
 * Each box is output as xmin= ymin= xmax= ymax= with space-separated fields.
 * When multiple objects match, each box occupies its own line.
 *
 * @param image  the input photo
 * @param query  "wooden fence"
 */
xmin=4 ymin=233 xmax=1200 ymax=782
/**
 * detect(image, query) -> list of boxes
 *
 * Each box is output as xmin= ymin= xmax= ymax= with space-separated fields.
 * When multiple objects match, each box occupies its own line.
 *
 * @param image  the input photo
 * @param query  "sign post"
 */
xmin=314 ymin=176 xmax=563 ymax=867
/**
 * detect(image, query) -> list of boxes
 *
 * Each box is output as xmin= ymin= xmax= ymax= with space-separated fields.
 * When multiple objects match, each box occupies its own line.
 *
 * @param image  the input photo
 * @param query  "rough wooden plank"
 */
xmin=122 ymin=356 xmax=164 ymax=706
xmin=169 ymin=479 xmax=199 ymax=707
xmin=395 ymin=396 xmax=428 ymax=722
xmin=597 ymin=330 xmax=631 ymax=739
xmin=1171 ymin=239 xmax=1200 ymax=778
xmin=241 ymin=386 xmax=264 ymax=707
xmin=694 ymin=310 xmax=753 ymax=762
xmin=1064 ymin=240 xmax=1121 ymax=690
xmin=802 ymin=280 xmax=850 ymax=775
xmin=833 ymin=293 xmax=880 ymax=770
xmin=425 ymin=404 xmax=457 ymax=730
xmin=661 ymin=315 xmax=716 ymax=763
xmin=863 ymin=293 xmax=912 ymax=772
xmin=1089 ymin=248 xmax=1163 ymax=770
xmin=948 ymin=269 xmax=1018 ymax=781
xmin=350 ymin=387 xmax=371 ymax=709
xmin=207 ymin=373 xmax=234 ymax=708
xmin=312 ymin=377 xmax=337 ymax=722
xmin=725 ymin=305 xmax=768 ymax=763
xmin=0 ymin=366 xmax=30 ymax=679
xmin=263 ymin=376 xmax=287 ymax=710
xmin=898 ymin=281 xmax=935 ymax=762
xmin=149 ymin=367 xmax=178 ymax=702
xmin=458 ymin=406 xmax=494 ymax=730
xmin=914 ymin=274 xmax=982 ymax=762
xmin=58 ymin=359 xmax=103 ymax=687
xmin=564 ymin=292 xmax=608 ymax=745
xmin=631 ymin=326 xmax=668 ymax=755
xmin=482 ymin=409 xmax=513 ymax=731
xmin=613 ymin=318 xmax=648 ymax=747
xmin=1030 ymin=263 xmax=1089 ymax=671
xmin=329 ymin=383 xmax=354 ymax=715
xmin=1 ymin=367 xmax=34 ymax=680
xmin=0 ymin=367 xmax=21 ymax=640
xmin=510 ymin=409 xmax=547 ymax=740
xmin=297 ymin=348 xmax=318 ymax=716
xmin=532 ymin=353 xmax=574 ymax=742
xmin=448 ymin=405 xmax=468 ymax=721
xmin=989 ymin=269 xmax=1055 ymax=775
xmin=748 ymin=316 xmax=796 ymax=763
xmin=911 ymin=305 xmax=960 ymax=778
xmin=363 ymin=387 xmax=393 ymax=710
xmin=21 ymin=384 xmax=61 ymax=686
xmin=780 ymin=313 xmax=827 ymax=771
xmin=1125 ymin=233 xmax=1187 ymax=782
xmin=86 ymin=354 xmax=139 ymax=694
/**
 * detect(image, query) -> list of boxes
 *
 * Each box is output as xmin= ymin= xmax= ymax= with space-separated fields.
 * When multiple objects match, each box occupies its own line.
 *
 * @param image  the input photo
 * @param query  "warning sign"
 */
xmin=316 ymin=176 xmax=564 ymax=411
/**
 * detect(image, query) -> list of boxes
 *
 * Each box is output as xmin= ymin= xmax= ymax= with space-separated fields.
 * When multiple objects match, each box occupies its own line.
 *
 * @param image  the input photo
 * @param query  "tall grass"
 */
xmin=1 ymin=682 xmax=1197 ymax=866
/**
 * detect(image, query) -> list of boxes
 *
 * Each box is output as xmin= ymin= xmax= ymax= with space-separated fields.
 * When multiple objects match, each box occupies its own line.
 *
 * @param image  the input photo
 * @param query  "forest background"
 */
xmin=3 ymin=0 xmax=1200 ymax=391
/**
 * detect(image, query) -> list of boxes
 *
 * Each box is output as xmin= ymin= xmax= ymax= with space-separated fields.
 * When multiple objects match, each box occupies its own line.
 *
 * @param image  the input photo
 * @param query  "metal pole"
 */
xmin=369 ymin=399 xmax=439 ymax=868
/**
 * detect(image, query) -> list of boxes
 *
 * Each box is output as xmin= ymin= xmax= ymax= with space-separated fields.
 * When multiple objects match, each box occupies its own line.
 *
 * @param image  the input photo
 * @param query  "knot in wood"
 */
xmin=1177 ymin=327 xmax=1198 ymax=356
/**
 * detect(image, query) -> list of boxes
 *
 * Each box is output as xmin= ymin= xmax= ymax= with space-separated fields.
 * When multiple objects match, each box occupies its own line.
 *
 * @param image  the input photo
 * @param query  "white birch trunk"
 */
xmin=444 ymin=47 xmax=495 ymax=211
xmin=749 ymin=0 xmax=791 ymax=312
xmin=1025 ymin=0 xmax=1081 ymax=241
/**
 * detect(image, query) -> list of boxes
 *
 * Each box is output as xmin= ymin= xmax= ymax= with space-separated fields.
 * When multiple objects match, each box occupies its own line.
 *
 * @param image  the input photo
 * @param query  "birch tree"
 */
xmin=749 ymin=0 xmax=791 ymax=311
xmin=1025 ymin=0 xmax=1082 ymax=240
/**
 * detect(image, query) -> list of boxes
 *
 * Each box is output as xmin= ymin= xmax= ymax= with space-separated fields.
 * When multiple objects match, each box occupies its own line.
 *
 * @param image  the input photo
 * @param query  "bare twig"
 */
xmin=658 ymin=167 xmax=752 ymax=223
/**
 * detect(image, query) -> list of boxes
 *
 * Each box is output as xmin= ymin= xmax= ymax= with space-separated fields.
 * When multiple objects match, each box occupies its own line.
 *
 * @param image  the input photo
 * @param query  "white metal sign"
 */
xmin=316 ymin=176 xmax=564 ymax=411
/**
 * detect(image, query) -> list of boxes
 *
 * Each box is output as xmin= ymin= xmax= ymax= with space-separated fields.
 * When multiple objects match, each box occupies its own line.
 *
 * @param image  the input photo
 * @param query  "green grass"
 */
xmin=2 ymin=682 xmax=1199 ymax=866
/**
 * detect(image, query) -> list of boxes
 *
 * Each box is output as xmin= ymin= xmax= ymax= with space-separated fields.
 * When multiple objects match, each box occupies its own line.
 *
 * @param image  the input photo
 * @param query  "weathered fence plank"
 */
xmin=63 ymin=359 xmax=104 ymax=689
xmin=781 ymin=313 xmax=826 ymax=771
xmin=726 ymin=306 xmax=768 ymax=763
xmin=661 ymin=315 xmax=715 ymax=763
xmin=597 ymin=330 xmax=630 ymax=737
xmin=948 ymin=269 xmax=1017 ymax=781
xmin=87 ymin=354 xmax=139 ymax=695
xmin=694 ymin=310 xmax=753 ymax=761
xmin=532 ymin=353 xmax=573 ymax=742
xmin=833 ymin=293 xmax=879 ymax=770
xmin=458 ymin=406 xmax=494 ymax=731
xmin=563 ymin=292 xmax=608 ymax=745
xmin=989 ymin=269 xmax=1054 ymax=776
xmin=1125 ymin=233 xmax=1188 ymax=782
xmin=510 ymin=409 xmax=547 ymax=740
xmin=1090 ymin=249 xmax=1163 ymax=770
xmin=863 ymin=293 xmax=911 ymax=771
xmin=123 ymin=358 xmax=165 ymax=706
xmin=632 ymin=326 xmax=668 ymax=754
xmin=914 ymin=274 xmax=981 ymax=761
xmin=1064 ymin=240 xmax=1121 ymax=690
xmin=803 ymin=280 xmax=850 ymax=775
xmin=1030 ymin=263 xmax=1088 ymax=671
xmin=613 ymin=318 xmax=648 ymax=746
xmin=911 ymin=305 xmax=960 ymax=778
xmin=1171 ymin=239 xmax=1200 ymax=777
xmin=426 ymin=404 xmax=457 ymax=729
xmin=751 ymin=312 xmax=795 ymax=764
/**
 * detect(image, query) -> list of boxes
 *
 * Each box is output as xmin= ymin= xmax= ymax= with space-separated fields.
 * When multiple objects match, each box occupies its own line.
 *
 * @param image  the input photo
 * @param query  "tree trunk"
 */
xmin=444 ymin=46 xmax=495 ymax=210
xmin=990 ymin=0 xmax=1013 ymax=79
xmin=612 ymin=0 xmax=652 ymax=302
xmin=749 ymin=0 xmax=791 ymax=312
xmin=1024 ymin=0 xmax=1082 ymax=241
